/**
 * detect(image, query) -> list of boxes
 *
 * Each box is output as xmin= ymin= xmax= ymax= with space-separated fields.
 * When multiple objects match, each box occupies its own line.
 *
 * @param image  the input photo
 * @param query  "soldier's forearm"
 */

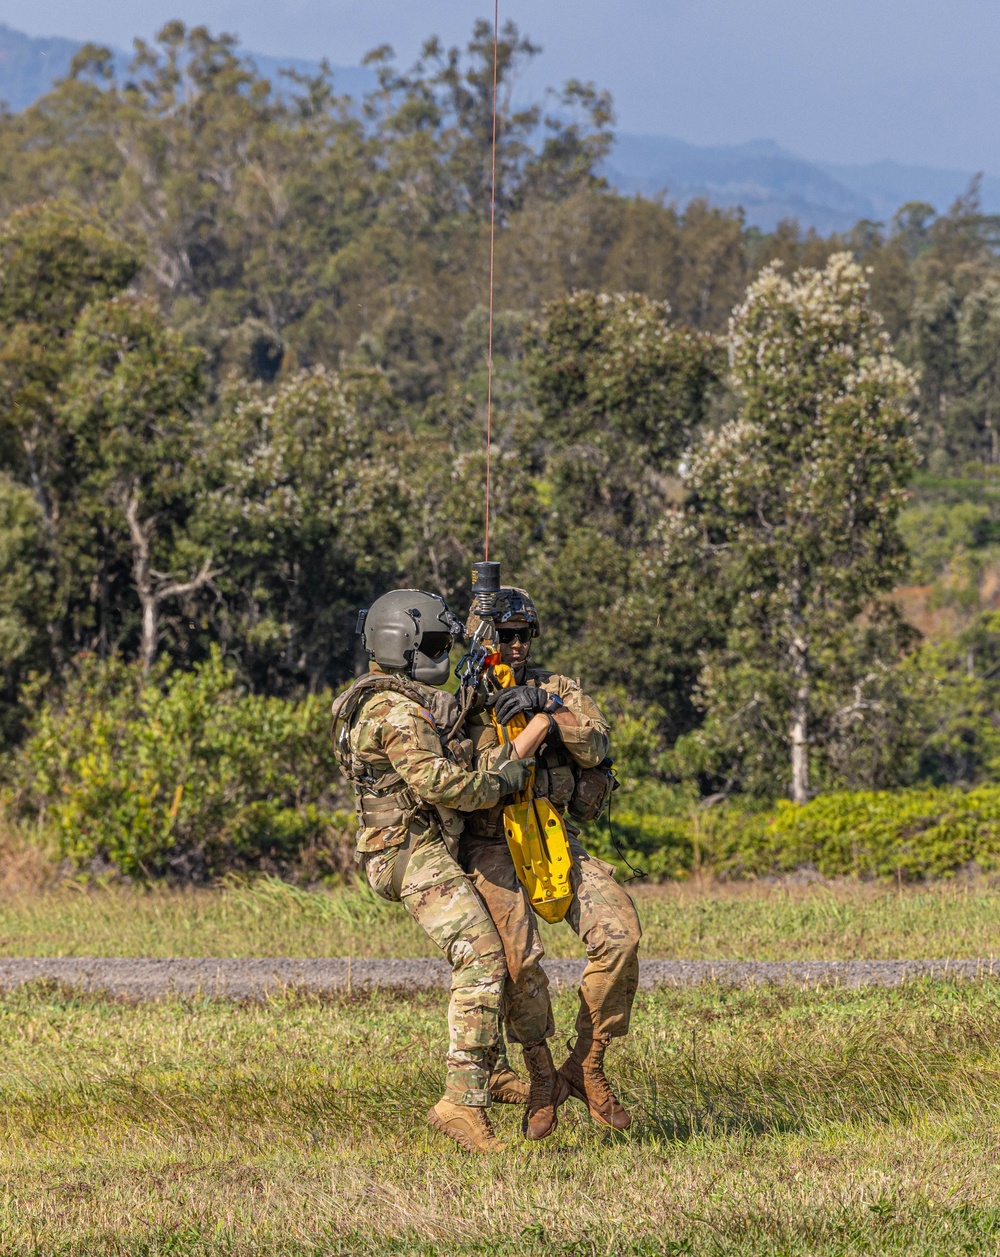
xmin=508 ymin=713 xmax=550 ymax=759
xmin=385 ymin=737 xmax=502 ymax=809
xmin=411 ymin=766 xmax=502 ymax=809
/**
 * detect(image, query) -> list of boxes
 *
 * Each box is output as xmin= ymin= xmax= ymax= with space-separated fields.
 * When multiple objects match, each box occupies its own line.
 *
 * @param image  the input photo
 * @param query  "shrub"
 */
xmin=586 ymin=783 xmax=1000 ymax=882
xmin=9 ymin=649 xmax=353 ymax=878
xmin=750 ymin=787 xmax=1000 ymax=880
xmin=581 ymin=780 xmax=696 ymax=879
xmin=15 ymin=651 xmax=1000 ymax=885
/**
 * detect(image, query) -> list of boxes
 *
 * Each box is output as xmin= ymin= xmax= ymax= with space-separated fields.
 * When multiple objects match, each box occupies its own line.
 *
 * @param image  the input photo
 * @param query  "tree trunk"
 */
xmin=124 ymin=489 xmax=215 ymax=674
xmin=124 ymin=493 xmax=159 ymax=673
xmin=97 ymin=559 xmax=110 ymax=660
xmin=22 ymin=432 xmax=57 ymax=546
xmin=789 ymin=632 xmax=810 ymax=804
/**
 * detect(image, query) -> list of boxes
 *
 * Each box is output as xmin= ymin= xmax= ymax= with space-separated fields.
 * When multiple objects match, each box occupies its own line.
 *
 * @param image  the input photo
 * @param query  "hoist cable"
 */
xmin=484 ymin=0 xmax=499 ymax=561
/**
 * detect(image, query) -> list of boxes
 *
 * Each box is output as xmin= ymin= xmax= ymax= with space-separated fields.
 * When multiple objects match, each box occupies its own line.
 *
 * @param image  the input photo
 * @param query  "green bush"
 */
xmin=14 ymin=650 xmax=1000 ymax=884
xmin=581 ymin=781 xmax=697 ymax=879
xmin=586 ymin=783 xmax=1000 ymax=882
xmin=748 ymin=787 xmax=1000 ymax=880
xmin=9 ymin=649 xmax=352 ymax=878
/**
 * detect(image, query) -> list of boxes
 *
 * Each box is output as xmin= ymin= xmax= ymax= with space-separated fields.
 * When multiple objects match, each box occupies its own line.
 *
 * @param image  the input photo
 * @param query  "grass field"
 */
xmin=4 ymin=877 xmax=1000 ymax=1253
xmin=1 ymin=874 xmax=1000 ymax=960
xmin=3 ymin=977 xmax=1000 ymax=1255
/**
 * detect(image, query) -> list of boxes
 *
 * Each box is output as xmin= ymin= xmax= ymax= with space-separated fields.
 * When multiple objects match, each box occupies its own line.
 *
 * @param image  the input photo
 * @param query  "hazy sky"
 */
xmin=3 ymin=0 xmax=997 ymax=172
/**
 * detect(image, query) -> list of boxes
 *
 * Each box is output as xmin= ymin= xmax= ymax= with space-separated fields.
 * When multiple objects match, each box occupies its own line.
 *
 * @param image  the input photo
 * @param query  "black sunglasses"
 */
xmin=498 ymin=627 xmax=532 ymax=645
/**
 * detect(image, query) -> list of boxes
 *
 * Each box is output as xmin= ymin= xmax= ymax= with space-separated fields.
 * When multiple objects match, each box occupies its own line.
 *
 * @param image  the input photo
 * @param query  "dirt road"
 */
xmin=0 ymin=957 xmax=994 ymax=1000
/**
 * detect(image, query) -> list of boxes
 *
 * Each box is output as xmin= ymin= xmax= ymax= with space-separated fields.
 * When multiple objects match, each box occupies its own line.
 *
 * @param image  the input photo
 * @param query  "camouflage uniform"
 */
xmin=336 ymin=669 xmax=507 ymax=1107
xmin=461 ymin=668 xmax=642 ymax=1047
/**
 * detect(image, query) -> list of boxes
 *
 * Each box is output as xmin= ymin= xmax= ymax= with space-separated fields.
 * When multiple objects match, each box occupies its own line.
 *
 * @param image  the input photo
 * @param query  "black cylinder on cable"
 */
xmin=471 ymin=560 xmax=501 ymax=617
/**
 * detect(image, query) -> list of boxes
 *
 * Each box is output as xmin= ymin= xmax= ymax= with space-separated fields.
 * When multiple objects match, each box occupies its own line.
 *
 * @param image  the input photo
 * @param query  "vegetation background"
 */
xmin=1 ymin=19 xmax=1000 ymax=881
xmin=2 ymin=21 xmax=1000 ymax=1257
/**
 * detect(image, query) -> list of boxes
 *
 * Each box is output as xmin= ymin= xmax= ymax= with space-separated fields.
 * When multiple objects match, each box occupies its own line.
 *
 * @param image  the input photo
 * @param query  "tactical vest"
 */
xmin=464 ymin=669 xmax=613 ymax=839
xmin=331 ymin=673 xmax=470 ymax=851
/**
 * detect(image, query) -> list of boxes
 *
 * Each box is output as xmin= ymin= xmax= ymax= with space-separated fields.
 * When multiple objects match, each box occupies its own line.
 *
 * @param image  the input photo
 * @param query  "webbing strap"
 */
xmin=390 ymin=826 xmax=418 ymax=900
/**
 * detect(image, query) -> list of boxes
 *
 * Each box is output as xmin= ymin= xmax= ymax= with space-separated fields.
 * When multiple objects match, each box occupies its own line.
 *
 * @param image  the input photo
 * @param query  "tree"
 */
xmin=955 ymin=277 xmax=1000 ymax=464
xmin=517 ymin=290 xmax=722 ymax=714
xmin=0 ymin=201 xmax=142 ymax=532
xmin=0 ymin=202 xmax=141 ymax=662
xmin=194 ymin=367 xmax=403 ymax=692
xmin=668 ymin=254 xmax=917 ymax=803
xmin=58 ymin=296 xmax=211 ymax=671
xmin=0 ymin=475 xmax=56 ymax=743
xmin=526 ymin=290 xmax=721 ymax=545
xmin=902 ymin=611 xmax=1000 ymax=787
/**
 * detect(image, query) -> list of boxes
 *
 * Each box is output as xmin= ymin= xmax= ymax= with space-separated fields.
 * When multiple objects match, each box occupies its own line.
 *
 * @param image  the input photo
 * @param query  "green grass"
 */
xmin=2 ymin=875 xmax=1000 ymax=960
xmin=2 ymin=979 xmax=1000 ymax=1254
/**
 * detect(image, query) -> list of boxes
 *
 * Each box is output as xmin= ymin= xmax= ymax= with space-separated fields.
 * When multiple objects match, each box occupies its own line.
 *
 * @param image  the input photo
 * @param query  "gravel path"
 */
xmin=0 ymin=957 xmax=996 ymax=1000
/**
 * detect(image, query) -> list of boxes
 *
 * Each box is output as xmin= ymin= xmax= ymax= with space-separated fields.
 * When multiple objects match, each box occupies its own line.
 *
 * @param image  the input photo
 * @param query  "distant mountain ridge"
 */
xmin=0 ymin=23 xmax=79 ymax=111
xmin=0 ymin=22 xmax=375 ymax=112
xmin=605 ymin=134 xmax=1000 ymax=234
xmin=1 ymin=21 xmax=997 ymax=234
xmin=604 ymin=136 xmax=870 ymax=235
xmin=817 ymin=159 xmax=1000 ymax=224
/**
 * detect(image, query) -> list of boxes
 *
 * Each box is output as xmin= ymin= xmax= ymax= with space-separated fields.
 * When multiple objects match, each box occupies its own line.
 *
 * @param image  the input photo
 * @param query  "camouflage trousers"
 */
xmin=459 ymin=833 xmax=641 ymax=1045
xmin=365 ymin=830 xmax=505 ymax=1106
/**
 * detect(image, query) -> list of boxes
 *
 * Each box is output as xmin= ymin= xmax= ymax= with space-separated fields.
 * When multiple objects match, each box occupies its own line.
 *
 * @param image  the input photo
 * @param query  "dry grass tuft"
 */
xmin=0 ymin=815 xmax=58 ymax=893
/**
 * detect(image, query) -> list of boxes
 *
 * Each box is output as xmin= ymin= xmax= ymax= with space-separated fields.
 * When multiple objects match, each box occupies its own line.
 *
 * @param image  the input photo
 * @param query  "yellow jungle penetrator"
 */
xmin=490 ymin=662 xmax=574 ymax=923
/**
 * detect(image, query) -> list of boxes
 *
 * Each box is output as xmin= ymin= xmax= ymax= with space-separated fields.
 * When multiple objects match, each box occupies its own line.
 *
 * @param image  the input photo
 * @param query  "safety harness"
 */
xmin=331 ymin=673 xmax=464 ymax=897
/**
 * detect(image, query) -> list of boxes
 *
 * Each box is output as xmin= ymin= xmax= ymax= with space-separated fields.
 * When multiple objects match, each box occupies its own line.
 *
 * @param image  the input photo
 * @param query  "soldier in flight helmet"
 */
xmin=360 ymin=589 xmax=465 ymax=687
xmin=331 ymin=588 xmax=533 ymax=1154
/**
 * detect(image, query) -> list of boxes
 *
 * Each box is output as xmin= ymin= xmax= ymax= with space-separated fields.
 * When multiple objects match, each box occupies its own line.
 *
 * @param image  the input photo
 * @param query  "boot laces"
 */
xmin=584 ymin=1041 xmax=616 ymax=1107
xmin=469 ymin=1107 xmax=498 ymax=1140
xmin=525 ymin=1047 xmax=553 ymax=1107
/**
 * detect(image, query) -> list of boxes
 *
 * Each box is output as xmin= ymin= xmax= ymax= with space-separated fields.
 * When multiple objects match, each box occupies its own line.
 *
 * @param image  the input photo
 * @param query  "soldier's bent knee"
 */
xmin=449 ymin=933 xmax=506 ymax=987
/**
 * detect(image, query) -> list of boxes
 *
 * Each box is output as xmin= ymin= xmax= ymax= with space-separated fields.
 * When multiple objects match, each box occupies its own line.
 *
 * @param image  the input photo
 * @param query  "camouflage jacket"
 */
xmin=464 ymin=667 xmax=610 ymax=840
xmin=333 ymin=668 xmax=503 ymax=853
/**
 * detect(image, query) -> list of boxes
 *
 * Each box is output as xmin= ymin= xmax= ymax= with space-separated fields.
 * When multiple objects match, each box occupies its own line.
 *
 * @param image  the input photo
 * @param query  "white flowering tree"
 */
xmin=670 ymin=254 xmax=917 ymax=802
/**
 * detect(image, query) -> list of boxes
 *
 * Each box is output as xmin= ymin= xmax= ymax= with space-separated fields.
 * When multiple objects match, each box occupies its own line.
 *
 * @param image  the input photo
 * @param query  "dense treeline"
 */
xmin=2 ymin=20 xmax=1000 ymax=875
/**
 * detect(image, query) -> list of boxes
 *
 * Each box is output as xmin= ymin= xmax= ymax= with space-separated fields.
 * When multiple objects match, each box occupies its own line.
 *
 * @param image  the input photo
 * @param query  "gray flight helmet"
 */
xmin=359 ymin=589 xmax=464 ymax=686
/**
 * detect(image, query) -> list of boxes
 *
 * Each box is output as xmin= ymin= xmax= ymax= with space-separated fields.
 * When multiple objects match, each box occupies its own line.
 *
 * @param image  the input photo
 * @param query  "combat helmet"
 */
xmin=465 ymin=586 xmax=540 ymax=641
xmin=359 ymin=589 xmax=464 ymax=686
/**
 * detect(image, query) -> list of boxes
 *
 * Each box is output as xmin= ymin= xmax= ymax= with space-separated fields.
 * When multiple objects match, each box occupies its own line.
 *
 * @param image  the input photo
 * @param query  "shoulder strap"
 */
xmin=330 ymin=673 xmax=437 ymax=783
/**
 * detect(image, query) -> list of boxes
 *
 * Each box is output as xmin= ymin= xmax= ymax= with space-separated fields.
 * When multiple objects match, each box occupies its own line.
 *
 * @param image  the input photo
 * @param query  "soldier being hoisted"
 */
xmin=331 ymin=588 xmax=533 ymax=1154
xmin=458 ymin=569 xmax=642 ymax=1140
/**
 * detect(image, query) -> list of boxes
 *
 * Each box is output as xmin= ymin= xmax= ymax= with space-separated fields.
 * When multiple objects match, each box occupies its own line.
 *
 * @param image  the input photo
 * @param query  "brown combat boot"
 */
xmin=521 ymin=1041 xmax=570 ymax=1141
xmin=489 ymin=1060 xmax=529 ymax=1104
xmin=557 ymin=1033 xmax=631 ymax=1131
xmin=428 ymin=1099 xmax=506 ymax=1153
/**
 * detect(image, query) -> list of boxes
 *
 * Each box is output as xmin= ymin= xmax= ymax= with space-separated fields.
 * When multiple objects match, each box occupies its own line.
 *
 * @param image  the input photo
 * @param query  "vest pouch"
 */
xmin=358 ymin=789 xmax=419 ymax=829
xmin=544 ymin=763 xmax=576 ymax=811
xmin=444 ymin=736 xmax=475 ymax=771
xmin=434 ymin=805 xmax=464 ymax=858
xmin=355 ymin=786 xmax=425 ymax=852
xmin=567 ymin=758 xmax=618 ymax=823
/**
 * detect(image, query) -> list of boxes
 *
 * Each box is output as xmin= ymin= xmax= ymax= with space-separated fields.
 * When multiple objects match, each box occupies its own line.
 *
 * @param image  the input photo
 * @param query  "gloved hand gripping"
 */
xmin=488 ymin=686 xmax=561 ymax=726
xmin=495 ymin=756 xmax=535 ymax=797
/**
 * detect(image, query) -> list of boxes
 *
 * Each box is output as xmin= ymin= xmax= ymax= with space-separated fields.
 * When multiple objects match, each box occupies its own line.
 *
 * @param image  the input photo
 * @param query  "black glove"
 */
xmin=494 ymin=757 xmax=535 ymax=797
xmin=489 ymin=686 xmax=562 ymax=726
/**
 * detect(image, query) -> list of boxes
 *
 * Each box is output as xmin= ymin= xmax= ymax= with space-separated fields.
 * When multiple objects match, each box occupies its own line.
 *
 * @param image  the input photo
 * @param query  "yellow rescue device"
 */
xmin=490 ymin=663 xmax=574 ymax=923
